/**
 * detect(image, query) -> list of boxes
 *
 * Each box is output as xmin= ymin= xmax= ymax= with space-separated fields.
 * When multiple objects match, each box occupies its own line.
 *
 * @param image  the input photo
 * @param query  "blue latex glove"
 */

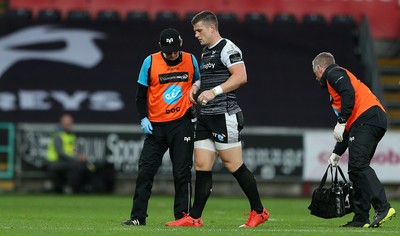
xmin=140 ymin=117 xmax=153 ymax=134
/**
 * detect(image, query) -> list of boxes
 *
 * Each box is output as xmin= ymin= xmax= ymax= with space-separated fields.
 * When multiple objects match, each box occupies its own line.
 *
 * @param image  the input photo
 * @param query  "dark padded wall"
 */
xmin=0 ymin=20 xmax=364 ymax=128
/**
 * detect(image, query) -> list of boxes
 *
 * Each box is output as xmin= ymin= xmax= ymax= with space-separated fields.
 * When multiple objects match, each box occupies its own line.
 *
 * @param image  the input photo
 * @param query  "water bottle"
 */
xmin=333 ymin=184 xmax=344 ymax=216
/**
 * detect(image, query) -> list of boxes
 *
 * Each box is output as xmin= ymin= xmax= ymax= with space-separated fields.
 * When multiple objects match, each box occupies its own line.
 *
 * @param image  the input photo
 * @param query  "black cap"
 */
xmin=159 ymin=28 xmax=181 ymax=53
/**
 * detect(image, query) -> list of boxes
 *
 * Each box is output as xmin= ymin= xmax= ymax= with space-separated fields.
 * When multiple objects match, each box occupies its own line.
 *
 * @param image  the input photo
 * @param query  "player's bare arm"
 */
xmin=224 ymin=63 xmax=247 ymax=91
xmin=197 ymin=63 xmax=247 ymax=105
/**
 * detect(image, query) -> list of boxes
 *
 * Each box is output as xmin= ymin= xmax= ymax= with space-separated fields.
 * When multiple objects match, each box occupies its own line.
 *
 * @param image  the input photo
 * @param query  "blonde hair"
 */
xmin=312 ymin=52 xmax=335 ymax=71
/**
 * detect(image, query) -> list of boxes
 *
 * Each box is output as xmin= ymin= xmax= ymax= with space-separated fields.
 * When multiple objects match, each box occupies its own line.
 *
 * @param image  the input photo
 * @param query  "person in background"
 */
xmin=47 ymin=113 xmax=91 ymax=194
xmin=165 ymin=10 xmax=269 ymax=228
xmin=122 ymin=28 xmax=200 ymax=226
xmin=312 ymin=52 xmax=396 ymax=228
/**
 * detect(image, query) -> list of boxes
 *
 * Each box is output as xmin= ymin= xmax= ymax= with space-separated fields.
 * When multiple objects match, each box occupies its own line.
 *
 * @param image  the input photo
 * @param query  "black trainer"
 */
xmin=122 ymin=218 xmax=146 ymax=226
xmin=340 ymin=220 xmax=370 ymax=228
xmin=369 ymin=207 xmax=396 ymax=228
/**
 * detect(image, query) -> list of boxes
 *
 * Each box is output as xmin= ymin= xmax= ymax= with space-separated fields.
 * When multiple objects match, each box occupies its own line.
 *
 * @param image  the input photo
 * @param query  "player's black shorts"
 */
xmin=194 ymin=111 xmax=244 ymax=143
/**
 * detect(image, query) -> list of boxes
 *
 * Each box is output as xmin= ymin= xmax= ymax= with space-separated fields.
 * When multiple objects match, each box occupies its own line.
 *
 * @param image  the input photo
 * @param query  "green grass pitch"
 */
xmin=0 ymin=194 xmax=398 ymax=236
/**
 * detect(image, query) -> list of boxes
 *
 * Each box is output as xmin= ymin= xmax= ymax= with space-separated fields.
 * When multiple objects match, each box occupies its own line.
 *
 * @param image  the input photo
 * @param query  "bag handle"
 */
xmin=319 ymin=164 xmax=334 ymax=188
xmin=334 ymin=165 xmax=349 ymax=183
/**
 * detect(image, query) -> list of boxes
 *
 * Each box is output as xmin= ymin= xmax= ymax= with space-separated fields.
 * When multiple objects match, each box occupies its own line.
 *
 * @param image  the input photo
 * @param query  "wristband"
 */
xmin=212 ymin=85 xmax=223 ymax=96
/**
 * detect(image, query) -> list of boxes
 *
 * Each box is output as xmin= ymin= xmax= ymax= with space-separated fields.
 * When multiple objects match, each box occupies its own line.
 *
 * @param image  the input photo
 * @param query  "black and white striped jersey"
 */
xmin=199 ymin=38 xmax=244 ymax=115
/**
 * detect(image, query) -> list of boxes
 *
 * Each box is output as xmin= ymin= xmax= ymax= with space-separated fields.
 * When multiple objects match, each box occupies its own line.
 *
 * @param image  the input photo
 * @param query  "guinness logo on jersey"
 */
xmin=159 ymin=72 xmax=189 ymax=84
xmin=229 ymin=53 xmax=243 ymax=64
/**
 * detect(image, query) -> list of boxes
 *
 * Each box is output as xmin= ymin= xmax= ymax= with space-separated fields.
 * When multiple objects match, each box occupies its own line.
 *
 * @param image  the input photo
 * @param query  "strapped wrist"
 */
xmin=212 ymin=85 xmax=223 ymax=96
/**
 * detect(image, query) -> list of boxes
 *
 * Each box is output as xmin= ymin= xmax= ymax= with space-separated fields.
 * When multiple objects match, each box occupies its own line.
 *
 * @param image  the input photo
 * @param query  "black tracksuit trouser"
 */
xmin=130 ymin=116 xmax=193 ymax=223
xmin=347 ymin=124 xmax=391 ymax=222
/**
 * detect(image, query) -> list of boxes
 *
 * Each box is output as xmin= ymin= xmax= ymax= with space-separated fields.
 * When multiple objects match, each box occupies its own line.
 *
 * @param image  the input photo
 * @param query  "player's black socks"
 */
xmin=232 ymin=164 xmax=264 ymax=213
xmin=189 ymin=170 xmax=212 ymax=219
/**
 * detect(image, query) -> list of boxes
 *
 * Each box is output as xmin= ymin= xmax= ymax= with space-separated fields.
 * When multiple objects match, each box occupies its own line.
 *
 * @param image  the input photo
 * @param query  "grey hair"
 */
xmin=312 ymin=52 xmax=335 ymax=71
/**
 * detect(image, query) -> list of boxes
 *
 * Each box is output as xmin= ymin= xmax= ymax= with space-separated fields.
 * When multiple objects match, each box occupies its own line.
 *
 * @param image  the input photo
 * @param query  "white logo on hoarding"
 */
xmin=0 ymin=25 xmax=106 ymax=79
xmin=0 ymin=90 xmax=124 ymax=111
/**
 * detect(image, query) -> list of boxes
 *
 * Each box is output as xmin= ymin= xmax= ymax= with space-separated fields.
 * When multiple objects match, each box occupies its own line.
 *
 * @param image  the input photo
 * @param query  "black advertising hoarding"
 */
xmin=16 ymin=124 xmax=303 ymax=181
xmin=16 ymin=124 xmax=146 ymax=175
xmin=210 ymin=133 xmax=304 ymax=180
xmin=241 ymin=134 xmax=303 ymax=181
xmin=0 ymin=20 xmax=364 ymax=127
